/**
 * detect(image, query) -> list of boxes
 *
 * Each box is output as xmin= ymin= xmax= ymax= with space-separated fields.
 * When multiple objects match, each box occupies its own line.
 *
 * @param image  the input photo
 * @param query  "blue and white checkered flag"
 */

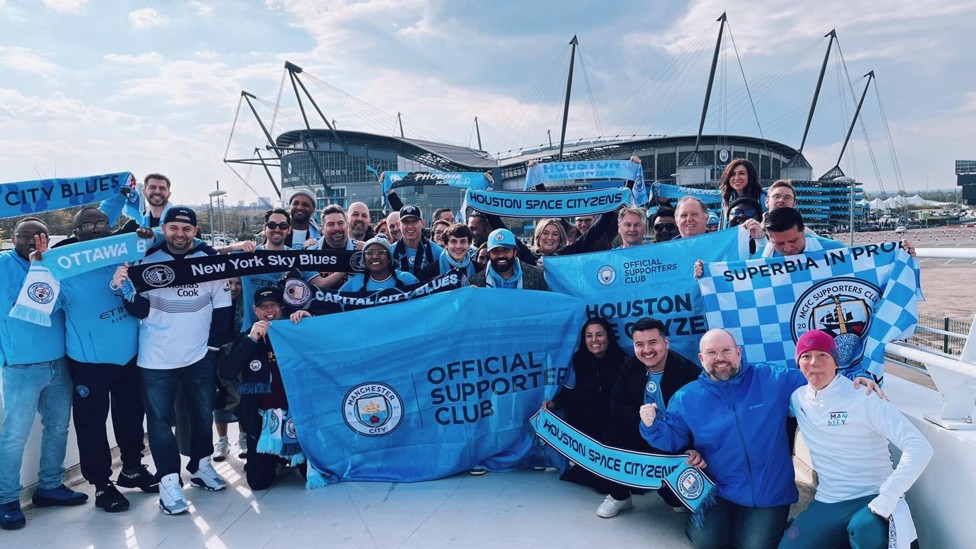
xmin=698 ymin=243 xmax=922 ymax=382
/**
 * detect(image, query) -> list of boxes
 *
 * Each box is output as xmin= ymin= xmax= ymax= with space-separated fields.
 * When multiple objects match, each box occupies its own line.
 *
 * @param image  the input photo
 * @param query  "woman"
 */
xmin=374 ymin=219 xmax=389 ymax=240
xmin=340 ymin=235 xmax=418 ymax=291
xmin=531 ymin=218 xmax=568 ymax=257
xmin=546 ymin=318 xmax=627 ymax=487
xmin=430 ymin=219 xmax=451 ymax=247
xmin=718 ymin=158 xmax=764 ymax=218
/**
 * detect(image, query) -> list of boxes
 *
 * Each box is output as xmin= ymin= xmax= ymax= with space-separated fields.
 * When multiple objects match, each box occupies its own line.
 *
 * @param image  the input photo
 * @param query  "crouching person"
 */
xmin=220 ymin=287 xmax=307 ymax=490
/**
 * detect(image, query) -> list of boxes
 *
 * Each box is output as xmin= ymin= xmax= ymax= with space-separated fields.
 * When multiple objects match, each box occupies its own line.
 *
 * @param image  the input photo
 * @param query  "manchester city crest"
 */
xmin=283 ymin=278 xmax=312 ymax=307
xmin=790 ymin=278 xmax=881 ymax=370
xmin=27 ymin=282 xmax=55 ymax=304
xmin=342 ymin=382 xmax=404 ymax=436
xmin=676 ymin=468 xmax=705 ymax=501
xmin=597 ymin=265 xmax=616 ymax=286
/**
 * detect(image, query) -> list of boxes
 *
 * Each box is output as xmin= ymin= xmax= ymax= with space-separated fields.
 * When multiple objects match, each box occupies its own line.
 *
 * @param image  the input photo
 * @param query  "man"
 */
xmin=470 ymin=229 xmax=548 ymax=290
xmin=0 ymin=218 xmax=87 ymax=530
xmin=99 ymin=173 xmax=173 ymax=228
xmin=596 ymin=318 xmax=700 ymax=518
xmin=347 ymin=201 xmax=373 ymax=241
xmin=781 ymin=331 xmax=932 ymax=549
xmin=649 ymin=207 xmax=678 ymax=243
xmin=386 ymin=210 xmax=402 ymax=242
xmin=765 ymin=180 xmax=796 ymax=212
xmin=392 ymin=205 xmax=444 ymax=278
xmin=112 ymin=207 xmax=234 ymax=515
xmin=284 ymin=190 xmax=320 ymax=248
xmin=220 ymin=287 xmax=312 ymax=490
xmin=36 ymin=208 xmax=159 ymax=513
xmin=639 ymin=329 xmax=806 ymax=548
xmin=616 ymin=206 xmax=648 ymax=248
xmin=761 ymin=207 xmax=848 ymax=257
xmin=673 ymin=197 xmax=709 ymax=239
xmin=575 ymin=215 xmax=596 ymax=237
xmin=467 ymin=212 xmax=491 ymax=247
xmin=420 ymin=224 xmax=481 ymax=279
xmin=308 ymin=204 xmax=362 ymax=288
xmin=433 ymin=207 xmax=455 ymax=223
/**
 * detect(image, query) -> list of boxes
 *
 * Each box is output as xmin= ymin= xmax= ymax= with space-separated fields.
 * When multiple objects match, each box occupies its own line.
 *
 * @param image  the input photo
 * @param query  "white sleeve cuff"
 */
xmin=868 ymin=493 xmax=898 ymax=518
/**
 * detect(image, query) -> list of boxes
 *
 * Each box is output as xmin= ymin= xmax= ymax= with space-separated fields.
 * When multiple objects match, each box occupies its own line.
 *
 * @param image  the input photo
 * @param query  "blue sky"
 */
xmin=1 ymin=0 xmax=973 ymax=205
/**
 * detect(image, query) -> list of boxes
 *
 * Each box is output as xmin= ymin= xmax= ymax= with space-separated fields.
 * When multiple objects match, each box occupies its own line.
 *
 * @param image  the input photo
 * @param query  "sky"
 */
xmin=1 ymin=0 xmax=974 ymax=206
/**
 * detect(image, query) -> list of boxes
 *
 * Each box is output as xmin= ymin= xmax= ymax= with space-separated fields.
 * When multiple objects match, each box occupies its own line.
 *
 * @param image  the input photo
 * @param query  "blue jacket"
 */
xmin=0 ymin=250 xmax=66 ymax=366
xmin=640 ymin=361 xmax=806 ymax=508
xmin=58 ymin=265 xmax=139 ymax=365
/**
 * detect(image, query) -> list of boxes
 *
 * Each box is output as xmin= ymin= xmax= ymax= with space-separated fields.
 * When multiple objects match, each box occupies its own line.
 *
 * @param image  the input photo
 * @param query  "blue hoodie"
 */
xmin=0 ymin=250 xmax=66 ymax=366
xmin=640 ymin=361 xmax=806 ymax=508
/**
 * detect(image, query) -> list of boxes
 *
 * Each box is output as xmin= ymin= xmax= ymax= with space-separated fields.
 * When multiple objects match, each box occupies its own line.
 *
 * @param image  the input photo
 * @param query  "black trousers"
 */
xmin=68 ymin=357 xmax=147 ymax=485
xmin=600 ymin=420 xmax=682 ymax=506
xmin=244 ymin=432 xmax=307 ymax=491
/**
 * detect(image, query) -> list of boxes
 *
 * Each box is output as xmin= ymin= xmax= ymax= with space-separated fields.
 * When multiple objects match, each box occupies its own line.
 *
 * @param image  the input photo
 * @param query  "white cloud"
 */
xmin=103 ymin=51 xmax=166 ymax=64
xmin=41 ymin=0 xmax=87 ymax=13
xmin=0 ymin=47 xmax=61 ymax=77
xmin=189 ymin=1 xmax=214 ymax=15
xmin=128 ymin=7 xmax=167 ymax=29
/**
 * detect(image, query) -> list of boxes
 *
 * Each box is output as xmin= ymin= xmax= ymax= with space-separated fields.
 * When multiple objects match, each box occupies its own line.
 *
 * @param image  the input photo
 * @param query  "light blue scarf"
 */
xmin=438 ymin=251 xmax=476 ymax=278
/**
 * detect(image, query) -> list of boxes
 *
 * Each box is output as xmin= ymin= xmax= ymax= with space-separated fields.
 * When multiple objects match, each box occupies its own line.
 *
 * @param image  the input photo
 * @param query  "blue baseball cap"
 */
xmin=487 ymin=228 xmax=517 ymax=251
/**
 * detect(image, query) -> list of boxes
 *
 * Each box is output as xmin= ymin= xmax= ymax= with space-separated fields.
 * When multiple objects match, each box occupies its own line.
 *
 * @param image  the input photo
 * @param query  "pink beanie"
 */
xmin=795 ymin=330 xmax=840 ymax=364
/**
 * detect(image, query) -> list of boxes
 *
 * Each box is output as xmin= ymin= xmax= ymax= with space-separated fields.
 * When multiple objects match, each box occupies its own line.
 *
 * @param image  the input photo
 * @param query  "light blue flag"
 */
xmin=543 ymin=230 xmax=745 ymax=362
xmin=381 ymin=171 xmax=488 ymax=195
xmin=268 ymin=287 xmax=586 ymax=482
xmin=651 ymin=182 xmax=723 ymax=204
xmin=0 ymin=172 xmax=137 ymax=219
xmin=464 ymin=188 xmax=629 ymax=218
xmin=523 ymin=160 xmax=641 ymax=191
xmin=697 ymin=243 xmax=922 ymax=381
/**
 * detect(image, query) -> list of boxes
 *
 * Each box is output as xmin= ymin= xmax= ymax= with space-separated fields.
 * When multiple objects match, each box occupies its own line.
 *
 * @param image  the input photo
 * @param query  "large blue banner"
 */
xmin=524 ymin=160 xmax=643 ymax=194
xmin=0 ymin=172 xmax=136 ymax=219
xmin=381 ymin=171 xmax=489 ymax=195
xmin=544 ymin=230 xmax=745 ymax=361
xmin=651 ymin=182 xmax=722 ymax=204
xmin=698 ymin=243 xmax=922 ymax=381
xmin=268 ymin=287 xmax=586 ymax=482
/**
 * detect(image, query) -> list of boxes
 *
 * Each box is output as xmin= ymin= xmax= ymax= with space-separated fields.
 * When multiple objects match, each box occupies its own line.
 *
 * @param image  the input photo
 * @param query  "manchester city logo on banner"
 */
xmin=791 ymin=278 xmax=881 ymax=369
xmin=27 ymin=282 xmax=55 ymax=304
xmin=597 ymin=265 xmax=616 ymax=286
xmin=342 ymin=382 xmax=404 ymax=436
xmin=676 ymin=468 xmax=705 ymax=500
xmin=141 ymin=264 xmax=176 ymax=288
xmin=283 ymin=278 xmax=312 ymax=307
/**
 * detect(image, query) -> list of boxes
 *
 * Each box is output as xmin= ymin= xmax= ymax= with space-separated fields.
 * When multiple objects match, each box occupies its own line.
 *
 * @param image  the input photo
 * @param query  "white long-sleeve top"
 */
xmin=790 ymin=374 xmax=933 ymax=518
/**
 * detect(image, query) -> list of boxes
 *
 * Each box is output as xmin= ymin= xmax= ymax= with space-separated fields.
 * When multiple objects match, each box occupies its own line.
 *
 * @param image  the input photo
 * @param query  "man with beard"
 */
xmin=30 ymin=208 xmax=159 ymax=513
xmin=101 ymin=173 xmax=174 ymax=228
xmin=649 ymin=207 xmax=678 ymax=243
xmin=308 ymin=204 xmax=363 ymax=289
xmin=347 ymin=202 xmax=374 ymax=241
xmin=469 ymin=229 xmax=548 ymax=290
xmin=111 ymin=207 xmax=234 ymax=516
xmin=0 ymin=218 xmax=87 ymax=530
xmin=433 ymin=207 xmax=455 ymax=223
xmin=596 ymin=318 xmax=700 ymax=518
xmin=466 ymin=212 xmax=491 ymax=247
xmin=339 ymin=235 xmax=418 ymax=291
xmin=638 ymin=329 xmax=881 ymax=549
xmin=283 ymin=190 xmax=320 ymax=248
xmin=392 ymin=205 xmax=443 ymax=279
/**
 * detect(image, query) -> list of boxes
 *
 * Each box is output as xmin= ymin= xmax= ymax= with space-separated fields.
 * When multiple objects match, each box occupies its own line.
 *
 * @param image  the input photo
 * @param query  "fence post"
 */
xmin=944 ymin=317 xmax=951 ymax=354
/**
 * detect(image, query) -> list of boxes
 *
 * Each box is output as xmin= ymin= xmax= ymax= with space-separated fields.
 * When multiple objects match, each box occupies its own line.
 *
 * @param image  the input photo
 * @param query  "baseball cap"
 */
xmin=162 ymin=206 xmax=198 ymax=227
xmin=487 ymin=228 xmax=517 ymax=251
xmin=399 ymin=204 xmax=423 ymax=221
xmin=254 ymin=286 xmax=283 ymax=306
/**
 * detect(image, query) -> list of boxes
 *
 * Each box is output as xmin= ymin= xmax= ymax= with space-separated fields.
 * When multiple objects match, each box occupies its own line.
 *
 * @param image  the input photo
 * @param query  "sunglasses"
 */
xmin=653 ymin=223 xmax=677 ymax=232
xmin=78 ymin=221 xmax=110 ymax=231
xmin=265 ymin=222 xmax=290 ymax=230
xmin=729 ymin=208 xmax=757 ymax=219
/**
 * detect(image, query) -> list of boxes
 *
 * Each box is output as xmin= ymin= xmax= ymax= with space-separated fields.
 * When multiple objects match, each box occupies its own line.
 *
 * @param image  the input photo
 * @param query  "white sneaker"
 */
xmin=190 ymin=458 xmax=227 ymax=491
xmin=158 ymin=473 xmax=189 ymax=515
xmin=597 ymin=495 xmax=633 ymax=518
xmin=213 ymin=436 xmax=229 ymax=462
xmin=237 ymin=433 xmax=248 ymax=459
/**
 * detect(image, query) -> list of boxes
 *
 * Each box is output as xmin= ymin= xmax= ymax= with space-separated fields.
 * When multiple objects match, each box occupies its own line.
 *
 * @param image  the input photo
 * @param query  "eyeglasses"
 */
xmin=265 ymin=222 xmax=290 ymax=230
xmin=78 ymin=221 xmax=109 ymax=231
xmin=768 ymin=193 xmax=795 ymax=203
xmin=703 ymin=347 xmax=737 ymax=359
xmin=653 ymin=223 xmax=677 ymax=232
xmin=14 ymin=232 xmax=44 ymax=241
xmin=364 ymin=250 xmax=388 ymax=257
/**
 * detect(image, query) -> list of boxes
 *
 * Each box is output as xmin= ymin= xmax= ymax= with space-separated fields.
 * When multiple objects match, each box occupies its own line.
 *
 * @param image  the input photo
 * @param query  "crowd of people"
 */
xmin=0 ymin=160 xmax=931 ymax=548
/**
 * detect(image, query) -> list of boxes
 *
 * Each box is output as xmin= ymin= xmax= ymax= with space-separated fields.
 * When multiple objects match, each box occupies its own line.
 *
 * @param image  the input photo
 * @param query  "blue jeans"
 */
xmin=140 ymin=352 xmax=216 ymax=478
xmin=687 ymin=497 xmax=790 ymax=549
xmin=0 ymin=358 xmax=73 ymax=504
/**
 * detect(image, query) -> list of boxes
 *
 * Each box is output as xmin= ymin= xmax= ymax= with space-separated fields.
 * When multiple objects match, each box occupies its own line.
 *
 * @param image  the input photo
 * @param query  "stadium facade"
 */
xmin=957 ymin=160 xmax=976 ymax=205
xmin=275 ymin=128 xmax=862 ymax=231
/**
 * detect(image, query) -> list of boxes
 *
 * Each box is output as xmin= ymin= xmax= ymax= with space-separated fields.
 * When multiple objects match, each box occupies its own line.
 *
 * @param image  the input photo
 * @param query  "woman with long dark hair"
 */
xmin=546 ymin=317 xmax=628 ymax=487
xmin=718 ymin=158 xmax=763 ymax=217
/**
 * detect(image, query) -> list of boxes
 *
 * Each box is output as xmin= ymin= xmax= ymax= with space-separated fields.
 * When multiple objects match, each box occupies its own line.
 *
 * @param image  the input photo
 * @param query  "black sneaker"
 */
xmin=116 ymin=465 xmax=160 ymax=493
xmin=0 ymin=501 xmax=26 ymax=530
xmin=95 ymin=484 xmax=129 ymax=513
xmin=31 ymin=484 xmax=88 ymax=507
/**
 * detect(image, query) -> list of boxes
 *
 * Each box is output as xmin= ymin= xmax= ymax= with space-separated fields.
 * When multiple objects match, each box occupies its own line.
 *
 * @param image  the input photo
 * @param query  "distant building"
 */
xmin=957 ymin=160 xmax=976 ymax=205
